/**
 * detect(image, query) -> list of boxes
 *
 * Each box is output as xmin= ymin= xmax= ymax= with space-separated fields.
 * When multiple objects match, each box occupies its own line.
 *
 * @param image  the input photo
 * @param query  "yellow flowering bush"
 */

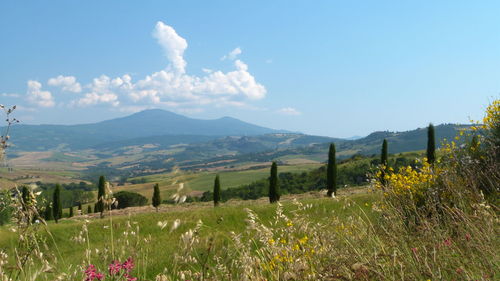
xmin=376 ymin=161 xmax=435 ymax=199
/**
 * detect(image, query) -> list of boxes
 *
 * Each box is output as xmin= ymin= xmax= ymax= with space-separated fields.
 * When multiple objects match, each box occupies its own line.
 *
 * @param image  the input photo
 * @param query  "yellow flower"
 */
xmin=299 ymin=235 xmax=308 ymax=245
xmin=268 ymin=238 xmax=275 ymax=245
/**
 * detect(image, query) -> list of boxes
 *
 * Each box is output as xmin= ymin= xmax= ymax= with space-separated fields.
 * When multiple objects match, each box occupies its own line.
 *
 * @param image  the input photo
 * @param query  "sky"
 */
xmin=0 ymin=1 xmax=499 ymax=138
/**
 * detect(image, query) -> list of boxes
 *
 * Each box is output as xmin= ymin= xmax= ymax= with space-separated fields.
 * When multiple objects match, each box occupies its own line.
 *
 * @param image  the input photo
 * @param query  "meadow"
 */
xmin=0 ymin=100 xmax=498 ymax=281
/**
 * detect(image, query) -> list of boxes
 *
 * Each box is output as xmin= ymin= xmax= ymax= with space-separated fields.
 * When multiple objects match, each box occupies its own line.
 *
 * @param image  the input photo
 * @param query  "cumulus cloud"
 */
xmin=47 ymin=75 xmax=82 ymax=93
xmin=153 ymin=21 xmax=188 ymax=74
xmin=26 ymin=80 xmax=55 ymax=107
xmin=58 ymin=22 xmax=266 ymax=111
xmin=73 ymin=75 xmax=126 ymax=107
xmin=221 ymin=47 xmax=242 ymax=61
xmin=278 ymin=107 xmax=301 ymax=116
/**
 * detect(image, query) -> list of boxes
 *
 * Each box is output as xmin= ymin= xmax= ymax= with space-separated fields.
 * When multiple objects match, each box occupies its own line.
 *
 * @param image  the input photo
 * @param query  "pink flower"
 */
xmin=465 ymin=233 xmax=471 ymax=241
xmin=443 ymin=238 xmax=452 ymax=247
xmin=109 ymin=260 xmax=122 ymax=276
xmin=122 ymin=257 xmax=135 ymax=272
xmin=85 ymin=265 xmax=102 ymax=281
xmin=411 ymin=247 xmax=418 ymax=254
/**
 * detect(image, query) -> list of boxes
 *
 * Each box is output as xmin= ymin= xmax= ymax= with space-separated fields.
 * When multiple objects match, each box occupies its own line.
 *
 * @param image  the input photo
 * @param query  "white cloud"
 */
xmin=278 ymin=107 xmax=301 ymax=116
xmin=47 ymin=75 xmax=82 ymax=93
xmin=153 ymin=21 xmax=188 ymax=74
xmin=73 ymin=75 xmax=125 ymax=107
xmin=59 ymin=22 xmax=266 ymax=110
xmin=1 ymin=93 xmax=20 ymax=98
xmin=26 ymin=80 xmax=55 ymax=107
xmin=221 ymin=47 xmax=242 ymax=61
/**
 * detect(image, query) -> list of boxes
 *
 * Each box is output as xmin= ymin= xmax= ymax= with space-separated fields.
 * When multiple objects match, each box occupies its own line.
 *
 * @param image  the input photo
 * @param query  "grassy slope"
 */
xmin=117 ymin=163 xmax=322 ymax=199
xmin=0 ymin=190 xmax=376 ymax=279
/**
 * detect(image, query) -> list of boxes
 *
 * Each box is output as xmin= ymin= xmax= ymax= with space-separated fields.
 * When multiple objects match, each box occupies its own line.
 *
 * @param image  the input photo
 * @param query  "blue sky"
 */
xmin=1 ymin=1 xmax=499 ymax=138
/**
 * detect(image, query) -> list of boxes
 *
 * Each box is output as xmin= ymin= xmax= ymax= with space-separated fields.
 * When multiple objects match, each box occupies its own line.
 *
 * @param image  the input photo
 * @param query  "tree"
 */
xmin=152 ymin=183 xmax=161 ymax=211
xmin=380 ymin=139 xmax=389 ymax=185
xmin=44 ymin=202 xmax=52 ymax=221
xmin=381 ymin=139 xmax=388 ymax=166
xmin=326 ymin=143 xmax=338 ymax=197
xmin=112 ymin=191 xmax=148 ymax=209
xmin=269 ymin=162 xmax=280 ymax=203
xmin=427 ymin=124 xmax=436 ymax=164
xmin=78 ymin=202 xmax=82 ymax=215
xmin=69 ymin=206 xmax=74 ymax=217
xmin=52 ymin=184 xmax=62 ymax=223
xmin=96 ymin=176 xmax=106 ymax=215
xmin=213 ymin=175 xmax=221 ymax=206
xmin=87 ymin=205 xmax=92 ymax=214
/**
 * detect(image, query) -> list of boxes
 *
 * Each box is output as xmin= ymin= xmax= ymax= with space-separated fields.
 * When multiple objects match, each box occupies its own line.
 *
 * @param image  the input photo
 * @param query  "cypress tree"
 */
xmin=77 ymin=202 xmax=82 ymax=215
xmin=69 ymin=206 xmax=74 ymax=217
xmin=152 ymin=183 xmax=161 ymax=211
xmin=213 ymin=175 xmax=221 ymax=207
xmin=427 ymin=124 xmax=436 ymax=164
xmin=52 ymin=184 xmax=62 ymax=223
xmin=380 ymin=139 xmax=389 ymax=185
xmin=96 ymin=176 xmax=106 ymax=214
xmin=326 ymin=143 xmax=338 ymax=197
xmin=269 ymin=162 xmax=280 ymax=203
xmin=44 ymin=202 xmax=52 ymax=221
xmin=381 ymin=139 xmax=388 ymax=166
xmin=87 ymin=205 xmax=92 ymax=214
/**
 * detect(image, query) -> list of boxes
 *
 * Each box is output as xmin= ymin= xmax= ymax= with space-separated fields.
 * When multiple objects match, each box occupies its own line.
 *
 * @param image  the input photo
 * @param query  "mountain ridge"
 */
xmin=6 ymin=109 xmax=290 ymax=151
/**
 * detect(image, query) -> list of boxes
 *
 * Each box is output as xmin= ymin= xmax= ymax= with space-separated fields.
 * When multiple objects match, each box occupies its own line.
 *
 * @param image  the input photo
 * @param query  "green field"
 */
xmin=119 ymin=163 xmax=323 ymax=199
xmin=0 ymin=191 xmax=375 ymax=280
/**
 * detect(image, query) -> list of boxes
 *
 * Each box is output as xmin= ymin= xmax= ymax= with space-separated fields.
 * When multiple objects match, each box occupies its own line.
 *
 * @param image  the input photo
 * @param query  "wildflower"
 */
xmin=268 ymin=238 xmax=275 ymax=245
xmin=411 ymin=247 xmax=418 ymax=254
xmin=84 ymin=264 xmax=104 ymax=281
xmin=465 ymin=233 xmax=471 ymax=241
xmin=443 ymin=238 xmax=452 ymax=247
xmin=286 ymin=221 xmax=293 ymax=227
xmin=299 ymin=236 xmax=308 ymax=245
xmin=122 ymin=257 xmax=135 ymax=272
xmin=108 ymin=260 xmax=121 ymax=275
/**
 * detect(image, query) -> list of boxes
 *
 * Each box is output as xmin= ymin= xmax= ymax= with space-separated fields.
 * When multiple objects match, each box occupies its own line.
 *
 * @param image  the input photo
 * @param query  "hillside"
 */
xmin=5 ymin=109 xmax=288 ymax=151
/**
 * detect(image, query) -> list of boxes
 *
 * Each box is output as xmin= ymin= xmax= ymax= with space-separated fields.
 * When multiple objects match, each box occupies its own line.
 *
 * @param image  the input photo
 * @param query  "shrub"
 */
xmin=112 ymin=191 xmax=148 ymax=209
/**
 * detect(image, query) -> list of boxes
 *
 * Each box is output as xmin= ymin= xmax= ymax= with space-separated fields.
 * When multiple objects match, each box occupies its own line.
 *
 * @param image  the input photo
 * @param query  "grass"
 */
xmin=117 ymin=163 xmax=322 ymax=199
xmin=0 ymin=190 xmax=376 ymax=280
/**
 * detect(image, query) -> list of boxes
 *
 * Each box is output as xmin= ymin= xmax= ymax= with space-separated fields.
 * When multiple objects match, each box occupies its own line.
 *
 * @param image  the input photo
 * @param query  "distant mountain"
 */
xmin=6 ymin=109 xmax=288 ymax=151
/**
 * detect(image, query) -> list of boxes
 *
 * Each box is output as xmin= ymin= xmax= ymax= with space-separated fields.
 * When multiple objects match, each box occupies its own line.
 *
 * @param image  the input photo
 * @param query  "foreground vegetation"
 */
xmin=0 ymin=100 xmax=498 ymax=280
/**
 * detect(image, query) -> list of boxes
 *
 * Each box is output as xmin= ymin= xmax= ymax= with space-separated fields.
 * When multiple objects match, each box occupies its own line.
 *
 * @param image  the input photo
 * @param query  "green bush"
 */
xmin=112 ymin=191 xmax=148 ymax=209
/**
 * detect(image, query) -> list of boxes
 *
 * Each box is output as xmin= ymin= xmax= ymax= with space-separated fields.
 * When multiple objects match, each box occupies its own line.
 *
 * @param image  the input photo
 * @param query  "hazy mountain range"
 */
xmin=4 ymin=109 xmax=469 ymax=161
xmin=6 ymin=109 xmax=289 ymax=151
